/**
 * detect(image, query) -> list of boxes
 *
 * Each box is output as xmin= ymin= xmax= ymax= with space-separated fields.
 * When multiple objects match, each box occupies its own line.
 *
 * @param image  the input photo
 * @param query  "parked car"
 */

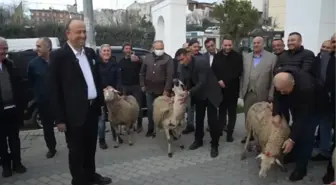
xmin=7 ymin=46 xmax=150 ymax=128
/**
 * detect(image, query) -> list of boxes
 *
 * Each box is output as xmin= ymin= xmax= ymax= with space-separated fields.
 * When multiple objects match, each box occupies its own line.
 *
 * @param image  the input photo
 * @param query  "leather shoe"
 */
xmin=13 ymin=163 xmax=27 ymax=174
xmin=2 ymin=168 xmax=12 ymax=178
xmin=46 ymin=149 xmax=57 ymax=158
xmin=182 ymin=126 xmax=194 ymax=134
xmin=89 ymin=173 xmax=112 ymax=185
xmin=226 ymin=134 xmax=234 ymax=142
xmin=189 ymin=141 xmax=203 ymax=150
xmin=210 ymin=147 xmax=219 ymax=158
xmin=289 ymin=169 xmax=307 ymax=182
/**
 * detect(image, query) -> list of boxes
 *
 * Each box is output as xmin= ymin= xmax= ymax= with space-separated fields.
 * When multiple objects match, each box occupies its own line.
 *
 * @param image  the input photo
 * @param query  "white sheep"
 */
xmin=241 ymin=101 xmax=290 ymax=178
xmin=153 ymin=80 xmax=187 ymax=157
xmin=103 ymin=86 xmax=140 ymax=148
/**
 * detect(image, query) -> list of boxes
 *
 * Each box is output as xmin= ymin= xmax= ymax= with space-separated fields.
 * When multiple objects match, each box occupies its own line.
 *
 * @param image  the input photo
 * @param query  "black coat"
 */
xmin=0 ymin=58 xmax=25 ymax=120
xmin=98 ymin=58 xmax=119 ymax=89
xmin=272 ymin=70 xmax=315 ymax=142
xmin=326 ymin=52 xmax=335 ymax=113
xmin=311 ymin=53 xmax=331 ymax=112
xmin=211 ymin=50 xmax=243 ymax=97
xmin=274 ymin=46 xmax=315 ymax=75
xmin=49 ymin=43 xmax=104 ymax=126
xmin=179 ymin=56 xmax=222 ymax=108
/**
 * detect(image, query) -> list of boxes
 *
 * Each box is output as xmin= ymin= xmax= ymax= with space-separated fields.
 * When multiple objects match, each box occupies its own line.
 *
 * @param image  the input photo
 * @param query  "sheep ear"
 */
xmin=112 ymin=89 xmax=121 ymax=93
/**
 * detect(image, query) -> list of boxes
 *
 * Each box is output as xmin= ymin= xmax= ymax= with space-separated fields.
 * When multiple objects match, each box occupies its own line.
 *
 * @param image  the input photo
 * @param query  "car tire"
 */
xmin=32 ymin=109 xmax=43 ymax=128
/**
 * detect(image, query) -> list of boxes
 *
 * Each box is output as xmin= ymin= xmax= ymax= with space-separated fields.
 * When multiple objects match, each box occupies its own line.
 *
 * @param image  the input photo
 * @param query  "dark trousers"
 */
xmin=219 ymin=90 xmax=238 ymax=134
xmin=194 ymin=98 xmax=220 ymax=147
xmin=37 ymin=101 xmax=56 ymax=151
xmin=122 ymin=85 xmax=143 ymax=127
xmin=65 ymin=103 xmax=99 ymax=185
xmin=287 ymin=116 xmax=318 ymax=171
xmin=146 ymin=92 xmax=160 ymax=133
xmin=0 ymin=107 xmax=22 ymax=169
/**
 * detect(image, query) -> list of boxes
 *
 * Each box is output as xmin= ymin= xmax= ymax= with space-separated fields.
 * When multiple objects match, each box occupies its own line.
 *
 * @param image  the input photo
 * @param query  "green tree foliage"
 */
xmin=211 ymin=0 xmax=260 ymax=46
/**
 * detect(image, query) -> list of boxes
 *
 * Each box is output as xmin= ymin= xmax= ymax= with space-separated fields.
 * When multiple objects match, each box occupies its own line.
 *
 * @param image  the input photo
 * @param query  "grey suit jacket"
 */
xmin=179 ymin=56 xmax=222 ymax=108
xmin=203 ymin=50 xmax=218 ymax=67
xmin=240 ymin=50 xmax=277 ymax=101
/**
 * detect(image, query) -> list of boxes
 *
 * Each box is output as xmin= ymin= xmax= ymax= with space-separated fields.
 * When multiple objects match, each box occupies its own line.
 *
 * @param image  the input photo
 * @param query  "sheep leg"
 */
xmin=165 ymin=129 xmax=173 ymax=158
xmin=241 ymin=129 xmax=252 ymax=160
xmin=276 ymin=156 xmax=287 ymax=172
xmin=178 ymin=136 xmax=185 ymax=150
xmin=112 ymin=125 xmax=120 ymax=148
xmin=128 ymin=124 xmax=134 ymax=146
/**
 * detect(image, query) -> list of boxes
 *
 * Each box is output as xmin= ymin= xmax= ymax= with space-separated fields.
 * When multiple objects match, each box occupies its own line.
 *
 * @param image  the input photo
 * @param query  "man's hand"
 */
xmin=179 ymin=91 xmax=189 ymax=104
xmin=282 ymin=139 xmax=295 ymax=154
xmin=163 ymin=91 xmax=170 ymax=97
xmin=141 ymin=86 xmax=146 ymax=92
xmin=218 ymin=80 xmax=225 ymax=88
xmin=272 ymin=115 xmax=281 ymax=126
xmin=57 ymin=123 xmax=67 ymax=132
xmin=131 ymin=55 xmax=139 ymax=62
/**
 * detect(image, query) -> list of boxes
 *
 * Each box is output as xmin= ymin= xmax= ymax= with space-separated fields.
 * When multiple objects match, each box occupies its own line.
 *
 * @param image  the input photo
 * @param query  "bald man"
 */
xmin=49 ymin=19 xmax=112 ymax=185
xmin=322 ymin=33 xmax=336 ymax=184
xmin=240 ymin=36 xmax=277 ymax=143
xmin=272 ymin=71 xmax=316 ymax=182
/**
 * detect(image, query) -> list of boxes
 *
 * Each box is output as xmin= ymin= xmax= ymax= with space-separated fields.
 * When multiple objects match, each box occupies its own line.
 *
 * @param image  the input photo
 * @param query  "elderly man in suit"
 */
xmin=49 ymin=19 xmax=111 ymax=185
xmin=240 ymin=36 xmax=277 ymax=144
xmin=178 ymin=47 xmax=222 ymax=158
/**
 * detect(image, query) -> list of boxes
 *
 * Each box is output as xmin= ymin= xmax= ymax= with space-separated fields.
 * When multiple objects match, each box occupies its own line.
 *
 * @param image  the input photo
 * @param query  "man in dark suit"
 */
xmin=49 ymin=19 xmax=111 ymax=185
xmin=27 ymin=37 xmax=57 ymax=158
xmin=212 ymin=38 xmax=243 ymax=142
xmin=0 ymin=37 xmax=27 ymax=178
xmin=178 ymin=48 xmax=222 ymax=158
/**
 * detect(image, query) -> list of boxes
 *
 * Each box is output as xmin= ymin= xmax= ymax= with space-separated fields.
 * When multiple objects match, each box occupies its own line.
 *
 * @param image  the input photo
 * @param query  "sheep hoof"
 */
xmin=129 ymin=142 xmax=133 ymax=146
xmin=240 ymin=153 xmax=246 ymax=160
xmin=113 ymin=145 xmax=119 ymax=148
xmin=179 ymin=145 xmax=185 ymax=149
xmin=247 ymin=145 xmax=252 ymax=152
xmin=168 ymin=153 xmax=173 ymax=158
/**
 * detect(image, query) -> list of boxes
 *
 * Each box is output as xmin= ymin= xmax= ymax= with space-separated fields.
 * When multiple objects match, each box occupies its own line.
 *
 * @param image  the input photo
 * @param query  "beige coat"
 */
xmin=240 ymin=51 xmax=276 ymax=101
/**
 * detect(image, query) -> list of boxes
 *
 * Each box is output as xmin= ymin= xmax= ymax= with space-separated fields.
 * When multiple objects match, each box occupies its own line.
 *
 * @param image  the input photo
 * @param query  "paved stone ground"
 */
xmin=0 ymin=114 xmax=327 ymax=185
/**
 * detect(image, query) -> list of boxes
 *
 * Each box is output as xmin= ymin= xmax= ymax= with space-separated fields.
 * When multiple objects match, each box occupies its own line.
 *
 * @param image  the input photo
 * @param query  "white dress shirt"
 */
xmin=209 ymin=54 xmax=214 ymax=66
xmin=68 ymin=43 xmax=97 ymax=100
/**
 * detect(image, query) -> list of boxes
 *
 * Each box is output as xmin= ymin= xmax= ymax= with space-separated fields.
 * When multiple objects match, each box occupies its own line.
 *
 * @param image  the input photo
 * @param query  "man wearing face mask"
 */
xmin=119 ymin=43 xmax=143 ymax=133
xmin=178 ymin=48 xmax=222 ymax=158
xmin=311 ymin=40 xmax=333 ymax=161
xmin=139 ymin=40 xmax=174 ymax=137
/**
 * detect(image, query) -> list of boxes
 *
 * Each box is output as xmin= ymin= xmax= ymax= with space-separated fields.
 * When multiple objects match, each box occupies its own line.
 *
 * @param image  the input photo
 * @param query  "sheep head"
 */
xmin=256 ymin=152 xmax=283 ymax=178
xmin=103 ymin=86 xmax=121 ymax=102
xmin=172 ymin=79 xmax=185 ymax=95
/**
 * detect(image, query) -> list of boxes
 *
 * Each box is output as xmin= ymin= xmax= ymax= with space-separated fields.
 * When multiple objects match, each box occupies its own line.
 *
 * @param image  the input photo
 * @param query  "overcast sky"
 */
xmin=2 ymin=0 xmax=217 ymax=10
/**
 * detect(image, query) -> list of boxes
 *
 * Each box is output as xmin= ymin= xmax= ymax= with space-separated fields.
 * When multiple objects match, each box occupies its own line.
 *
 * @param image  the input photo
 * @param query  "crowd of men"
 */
xmin=0 ymin=17 xmax=335 ymax=185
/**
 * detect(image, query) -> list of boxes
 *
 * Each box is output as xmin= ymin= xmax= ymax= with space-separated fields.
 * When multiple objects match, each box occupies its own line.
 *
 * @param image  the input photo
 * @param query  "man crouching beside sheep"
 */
xmin=271 ymin=70 xmax=317 ymax=182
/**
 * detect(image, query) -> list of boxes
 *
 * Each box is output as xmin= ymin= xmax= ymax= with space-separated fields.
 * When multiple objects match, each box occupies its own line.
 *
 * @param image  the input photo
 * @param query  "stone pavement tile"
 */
xmin=0 ymin=114 xmax=326 ymax=185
